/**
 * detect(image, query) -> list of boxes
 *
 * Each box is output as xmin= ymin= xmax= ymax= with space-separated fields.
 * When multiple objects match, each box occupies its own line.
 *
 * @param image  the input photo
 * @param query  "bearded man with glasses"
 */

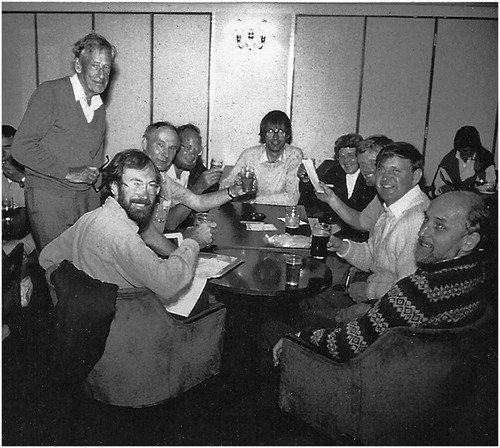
xmin=40 ymin=149 xmax=215 ymax=306
xmin=220 ymin=110 xmax=304 ymax=205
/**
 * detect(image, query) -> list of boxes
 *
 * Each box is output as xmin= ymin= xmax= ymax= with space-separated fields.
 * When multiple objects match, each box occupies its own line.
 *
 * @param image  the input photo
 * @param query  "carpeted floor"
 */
xmin=2 ymin=259 xmax=498 ymax=446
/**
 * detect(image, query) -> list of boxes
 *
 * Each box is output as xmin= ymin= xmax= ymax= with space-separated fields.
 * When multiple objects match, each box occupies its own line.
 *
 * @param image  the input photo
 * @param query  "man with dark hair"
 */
xmin=165 ymin=123 xmax=221 ymax=229
xmin=433 ymin=125 xmax=496 ymax=196
xmin=11 ymin=33 xmax=116 ymax=250
xmin=329 ymin=142 xmax=429 ymax=304
xmin=220 ymin=110 xmax=303 ymax=205
xmin=300 ymin=142 xmax=430 ymax=323
xmin=298 ymin=133 xmax=375 ymax=240
xmin=39 ymin=149 xmax=215 ymax=305
xmin=272 ymin=191 xmax=489 ymax=364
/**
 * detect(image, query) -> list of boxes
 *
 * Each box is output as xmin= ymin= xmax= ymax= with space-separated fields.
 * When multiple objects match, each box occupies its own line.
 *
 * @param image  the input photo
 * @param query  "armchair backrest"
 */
xmin=84 ymin=287 xmax=227 ymax=407
xmin=278 ymin=307 xmax=494 ymax=445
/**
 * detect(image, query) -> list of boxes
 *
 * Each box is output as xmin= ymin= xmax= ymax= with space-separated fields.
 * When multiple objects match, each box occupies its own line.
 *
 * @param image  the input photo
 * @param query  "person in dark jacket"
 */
xmin=432 ymin=125 xmax=496 ymax=196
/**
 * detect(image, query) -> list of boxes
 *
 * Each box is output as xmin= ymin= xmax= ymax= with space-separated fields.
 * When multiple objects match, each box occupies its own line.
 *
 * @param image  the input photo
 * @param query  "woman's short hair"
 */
xmin=259 ymin=110 xmax=292 ymax=144
xmin=454 ymin=125 xmax=482 ymax=151
xmin=333 ymin=133 xmax=363 ymax=159
xmin=100 ymin=149 xmax=161 ymax=203
xmin=376 ymin=142 xmax=424 ymax=172
xmin=73 ymin=32 xmax=117 ymax=60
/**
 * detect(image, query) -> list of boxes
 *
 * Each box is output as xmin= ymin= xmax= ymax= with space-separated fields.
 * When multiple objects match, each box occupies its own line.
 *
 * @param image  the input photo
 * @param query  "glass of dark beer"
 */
xmin=311 ymin=222 xmax=331 ymax=260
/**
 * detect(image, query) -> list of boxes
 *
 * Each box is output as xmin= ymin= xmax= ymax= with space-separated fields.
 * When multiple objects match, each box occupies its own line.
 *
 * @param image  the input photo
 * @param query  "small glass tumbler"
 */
xmin=241 ymin=166 xmax=256 ymax=193
xmin=285 ymin=254 xmax=302 ymax=286
xmin=285 ymin=206 xmax=300 ymax=234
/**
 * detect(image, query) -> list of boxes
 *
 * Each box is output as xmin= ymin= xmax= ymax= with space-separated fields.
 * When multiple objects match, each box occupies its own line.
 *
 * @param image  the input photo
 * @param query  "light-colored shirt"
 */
xmin=345 ymin=170 xmax=360 ymax=199
xmin=358 ymin=195 xmax=384 ymax=234
xmin=220 ymin=143 xmax=303 ymax=205
xmin=339 ymin=185 xmax=430 ymax=301
xmin=69 ymin=73 xmax=103 ymax=123
xmin=39 ymin=196 xmax=200 ymax=304
xmin=165 ymin=165 xmax=190 ymax=207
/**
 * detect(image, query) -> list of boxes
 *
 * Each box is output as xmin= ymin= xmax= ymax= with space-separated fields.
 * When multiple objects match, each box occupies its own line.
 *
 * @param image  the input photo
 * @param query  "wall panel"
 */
xmin=358 ymin=17 xmax=434 ymax=156
xmin=2 ymin=13 xmax=37 ymax=127
xmin=209 ymin=12 xmax=292 ymax=164
xmin=37 ymin=13 xmax=92 ymax=83
xmin=153 ymin=13 xmax=210 ymax=161
xmin=95 ymin=14 xmax=151 ymax=157
xmin=292 ymin=16 xmax=364 ymax=161
xmin=425 ymin=19 xmax=498 ymax=185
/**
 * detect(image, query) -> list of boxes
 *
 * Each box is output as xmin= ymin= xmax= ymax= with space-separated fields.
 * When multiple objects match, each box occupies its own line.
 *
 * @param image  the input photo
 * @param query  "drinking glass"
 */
xmin=241 ymin=166 xmax=256 ymax=193
xmin=311 ymin=222 xmax=332 ymax=260
xmin=285 ymin=206 xmax=300 ymax=234
xmin=285 ymin=254 xmax=302 ymax=286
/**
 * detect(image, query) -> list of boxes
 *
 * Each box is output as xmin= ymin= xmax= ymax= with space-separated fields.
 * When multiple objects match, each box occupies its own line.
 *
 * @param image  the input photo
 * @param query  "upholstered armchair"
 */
xmin=49 ymin=261 xmax=227 ymax=408
xmin=83 ymin=287 xmax=227 ymax=408
xmin=277 ymin=307 xmax=493 ymax=445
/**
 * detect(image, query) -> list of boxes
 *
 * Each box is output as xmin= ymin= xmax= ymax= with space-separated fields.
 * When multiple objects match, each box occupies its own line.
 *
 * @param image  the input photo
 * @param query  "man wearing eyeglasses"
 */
xmin=165 ymin=124 xmax=221 ymax=229
xmin=40 ymin=149 xmax=215 ymax=305
xmin=220 ymin=110 xmax=303 ymax=205
xmin=139 ymin=122 xmax=245 ymax=255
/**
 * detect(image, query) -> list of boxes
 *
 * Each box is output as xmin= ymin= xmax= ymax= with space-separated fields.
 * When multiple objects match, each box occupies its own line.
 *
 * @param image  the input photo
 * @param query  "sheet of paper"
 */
xmin=165 ymin=276 xmax=207 ymax=317
xmin=246 ymin=223 xmax=277 ymax=231
xmin=303 ymin=158 xmax=324 ymax=193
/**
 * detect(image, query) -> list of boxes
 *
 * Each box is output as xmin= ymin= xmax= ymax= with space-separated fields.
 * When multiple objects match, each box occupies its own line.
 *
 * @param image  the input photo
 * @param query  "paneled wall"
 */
xmin=2 ymin=3 xmax=497 ymax=184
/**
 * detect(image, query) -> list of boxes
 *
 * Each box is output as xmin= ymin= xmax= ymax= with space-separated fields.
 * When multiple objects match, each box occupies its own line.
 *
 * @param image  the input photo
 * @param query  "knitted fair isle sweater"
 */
xmin=300 ymin=252 xmax=487 ymax=362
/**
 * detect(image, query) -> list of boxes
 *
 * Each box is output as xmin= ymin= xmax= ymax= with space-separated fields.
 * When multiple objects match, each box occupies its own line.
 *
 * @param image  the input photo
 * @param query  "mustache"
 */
xmin=130 ymin=198 xmax=152 ymax=206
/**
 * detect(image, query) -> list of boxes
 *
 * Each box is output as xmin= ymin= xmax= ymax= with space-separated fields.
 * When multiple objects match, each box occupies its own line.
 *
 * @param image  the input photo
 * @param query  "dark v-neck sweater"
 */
xmin=11 ymin=76 xmax=106 ymax=193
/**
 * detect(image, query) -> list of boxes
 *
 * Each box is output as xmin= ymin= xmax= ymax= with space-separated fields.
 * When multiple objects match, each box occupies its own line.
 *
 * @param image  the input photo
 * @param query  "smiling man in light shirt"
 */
xmin=328 ymin=142 xmax=430 ymax=306
xmin=11 ymin=33 xmax=116 ymax=250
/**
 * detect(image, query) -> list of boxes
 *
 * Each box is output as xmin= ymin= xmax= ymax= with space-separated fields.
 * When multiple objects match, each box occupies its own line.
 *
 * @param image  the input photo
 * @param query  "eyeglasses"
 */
xmin=179 ymin=144 xmax=203 ymax=156
xmin=121 ymin=180 xmax=161 ymax=195
xmin=265 ymin=129 xmax=287 ymax=138
xmin=92 ymin=155 xmax=110 ymax=192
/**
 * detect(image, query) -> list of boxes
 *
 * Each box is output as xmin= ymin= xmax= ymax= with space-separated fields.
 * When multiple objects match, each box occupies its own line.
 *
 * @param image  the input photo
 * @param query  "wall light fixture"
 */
xmin=236 ymin=19 xmax=268 ymax=50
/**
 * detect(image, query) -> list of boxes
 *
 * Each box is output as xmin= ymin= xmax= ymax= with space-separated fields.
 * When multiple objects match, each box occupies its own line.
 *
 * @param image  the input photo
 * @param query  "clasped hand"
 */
xmin=184 ymin=221 xmax=217 ymax=249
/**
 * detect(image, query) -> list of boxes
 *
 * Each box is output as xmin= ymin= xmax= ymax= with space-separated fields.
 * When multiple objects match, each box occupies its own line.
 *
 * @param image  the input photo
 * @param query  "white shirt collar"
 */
xmin=384 ymin=184 xmax=423 ymax=218
xmin=259 ymin=144 xmax=286 ymax=164
xmin=70 ymin=73 xmax=103 ymax=110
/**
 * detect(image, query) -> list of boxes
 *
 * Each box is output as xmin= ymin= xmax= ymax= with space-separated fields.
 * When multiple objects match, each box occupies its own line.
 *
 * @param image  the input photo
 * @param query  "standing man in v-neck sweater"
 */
xmin=11 ymin=33 xmax=116 ymax=250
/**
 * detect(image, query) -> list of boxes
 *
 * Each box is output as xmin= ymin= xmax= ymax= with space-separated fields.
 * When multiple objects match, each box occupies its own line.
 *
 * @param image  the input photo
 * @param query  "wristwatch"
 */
xmin=227 ymin=187 xmax=236 ymax=199
xmin=19 ymin=176 xmax=26 ymax=188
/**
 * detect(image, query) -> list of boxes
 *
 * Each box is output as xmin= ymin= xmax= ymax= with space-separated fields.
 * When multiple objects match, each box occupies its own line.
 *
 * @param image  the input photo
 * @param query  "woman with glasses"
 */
xmin=220 ymin=110 xmax=303 ymax=205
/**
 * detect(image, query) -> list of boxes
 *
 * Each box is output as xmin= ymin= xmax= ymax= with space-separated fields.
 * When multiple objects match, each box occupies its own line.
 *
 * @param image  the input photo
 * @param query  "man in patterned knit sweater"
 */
xmin=11 ymin=33 xmax=115 ymax=250
xmin=272 ymin=190 xmax=489 ymax=364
